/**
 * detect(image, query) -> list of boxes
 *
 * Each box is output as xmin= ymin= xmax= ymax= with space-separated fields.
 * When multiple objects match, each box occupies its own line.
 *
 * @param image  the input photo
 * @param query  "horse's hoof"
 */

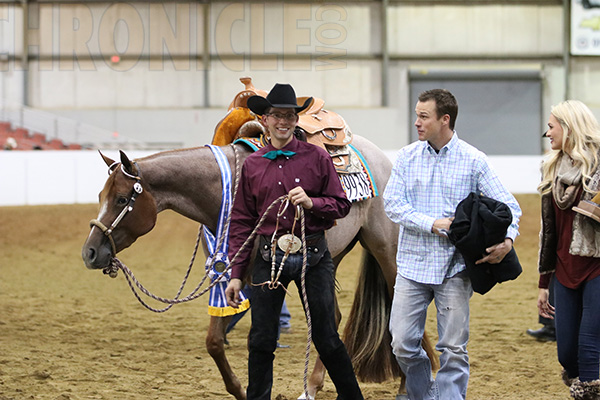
xmin=297 ymin=394 xmax=315 ymax=400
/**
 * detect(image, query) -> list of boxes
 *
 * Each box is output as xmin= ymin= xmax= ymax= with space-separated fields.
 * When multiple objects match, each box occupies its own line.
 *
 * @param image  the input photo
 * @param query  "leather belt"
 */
xmin=260 ymin=232 xmax=325 ymax=254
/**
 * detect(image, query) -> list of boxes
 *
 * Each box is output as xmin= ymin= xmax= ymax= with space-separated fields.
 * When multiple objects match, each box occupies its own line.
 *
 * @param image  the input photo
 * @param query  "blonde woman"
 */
xmin=538 ymin=100 xmax=600 ymax=399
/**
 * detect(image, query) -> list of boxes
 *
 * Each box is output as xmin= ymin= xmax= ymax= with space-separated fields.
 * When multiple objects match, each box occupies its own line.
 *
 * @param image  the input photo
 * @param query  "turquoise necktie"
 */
xmin=262 ymin=150 xmax=296 ymax=160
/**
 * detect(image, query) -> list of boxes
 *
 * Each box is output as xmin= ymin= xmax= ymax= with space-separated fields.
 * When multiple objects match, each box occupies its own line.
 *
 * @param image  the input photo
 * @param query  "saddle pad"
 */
xmin=234 ymin=138 xmax=378 ymax=203
xmin=234 ymin=136 xmax=267 ymax=151
xmin=339 ymin=144 xmax=378 ymax=203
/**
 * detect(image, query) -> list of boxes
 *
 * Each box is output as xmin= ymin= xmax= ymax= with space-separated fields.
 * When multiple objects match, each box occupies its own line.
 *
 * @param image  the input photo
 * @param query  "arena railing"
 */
xmin=0 ymin=106 xmax=182 ymax=150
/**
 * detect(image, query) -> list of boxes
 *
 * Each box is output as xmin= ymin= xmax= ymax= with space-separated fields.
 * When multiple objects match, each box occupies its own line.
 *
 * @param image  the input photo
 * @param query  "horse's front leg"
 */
xmin=298 ymin=357 xmax=325 ymax=400
xmin=205 ymin=315 xmax=246 ymax=400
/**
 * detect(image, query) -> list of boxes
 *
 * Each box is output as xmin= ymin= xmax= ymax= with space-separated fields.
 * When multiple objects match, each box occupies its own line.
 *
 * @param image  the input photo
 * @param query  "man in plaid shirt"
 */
xmin=383 ymin=89 xmax=521 ymax=400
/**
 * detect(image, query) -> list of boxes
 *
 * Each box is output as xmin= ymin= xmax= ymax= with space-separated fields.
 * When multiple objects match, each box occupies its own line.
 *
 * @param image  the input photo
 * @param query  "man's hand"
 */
xmin=432 ymin=217 xmax=454 ymax=237
xmin=289 ymin=186 xmax=313 ymax=209
xmin=475 ymin=238 xmax=513 ymax=265
xmin=225 ymin=278 xmax=243 ymax=308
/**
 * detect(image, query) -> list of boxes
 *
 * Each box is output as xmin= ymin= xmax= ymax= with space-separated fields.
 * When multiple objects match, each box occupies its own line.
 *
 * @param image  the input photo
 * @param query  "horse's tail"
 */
xmin=342 ymin=251 xmax=439 ymax=383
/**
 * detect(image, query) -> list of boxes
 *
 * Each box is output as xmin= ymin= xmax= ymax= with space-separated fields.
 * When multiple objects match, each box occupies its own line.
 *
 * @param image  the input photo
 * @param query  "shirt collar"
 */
xmin=425 ymin=131 xmax=458 ymax=155
xmin=265 ymin=136 xmax=299 ymax=152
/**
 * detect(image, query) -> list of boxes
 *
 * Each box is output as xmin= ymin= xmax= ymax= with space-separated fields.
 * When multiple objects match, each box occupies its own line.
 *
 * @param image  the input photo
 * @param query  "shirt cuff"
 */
xmin=310 ymin=197 xmax=324 ymax=213
xmin=506 ymin=226 xmax=519 ymax=242
xmin=421 ymin=215 xmax=437 ymax=234
xmin=230 ymin=264 xmax=244 ymax=280
xmin=538 ymin=273 xmax=551 ymax=289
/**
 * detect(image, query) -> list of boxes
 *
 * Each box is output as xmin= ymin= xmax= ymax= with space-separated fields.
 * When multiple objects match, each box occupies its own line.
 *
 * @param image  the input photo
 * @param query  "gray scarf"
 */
xmin=553 ymin=154 xmax=582 ymax=210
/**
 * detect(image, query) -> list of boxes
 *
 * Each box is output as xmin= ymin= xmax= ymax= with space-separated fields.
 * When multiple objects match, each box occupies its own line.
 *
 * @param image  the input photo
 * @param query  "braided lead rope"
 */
xmin=252 ymin=199 xmax=300 ymax=295
xmin=298 ymin=206 xmax=312 ymax=400
xmin=244 ymin=198 xmax=312 ymax=398
xmin=268 ymin=201 xmax=288 ymax=288
xmin=273 ymin=204 xmax=301 ymax=285
xmin=107 ymin=194 xmax=290 ymax=311
xmin=108 ymin=223 xmax=207 ymax=313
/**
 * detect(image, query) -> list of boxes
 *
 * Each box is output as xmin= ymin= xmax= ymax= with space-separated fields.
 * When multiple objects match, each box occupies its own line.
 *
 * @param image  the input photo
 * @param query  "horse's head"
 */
xmin=82 ymin=150 xmax=158 ymax=271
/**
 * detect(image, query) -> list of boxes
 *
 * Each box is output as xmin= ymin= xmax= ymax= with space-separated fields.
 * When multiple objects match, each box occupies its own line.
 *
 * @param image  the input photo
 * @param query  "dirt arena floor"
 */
xmin=0 ymin=194 xmax=571 ymax=399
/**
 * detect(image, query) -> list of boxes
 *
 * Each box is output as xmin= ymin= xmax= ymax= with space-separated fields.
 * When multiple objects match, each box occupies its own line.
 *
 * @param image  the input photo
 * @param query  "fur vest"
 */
xmin=538 ymin=166 xmax=600 ymax=274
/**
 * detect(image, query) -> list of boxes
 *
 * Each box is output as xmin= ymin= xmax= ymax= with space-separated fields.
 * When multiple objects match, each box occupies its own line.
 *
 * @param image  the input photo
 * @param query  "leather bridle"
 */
xmin=89 ymin=161 xmax=143 ymax=256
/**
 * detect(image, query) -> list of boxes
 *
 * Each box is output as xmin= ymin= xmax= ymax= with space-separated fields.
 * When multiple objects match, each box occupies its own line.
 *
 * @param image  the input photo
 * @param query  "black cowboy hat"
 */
xmin=247 ymin=83 xmax=312 ymax=116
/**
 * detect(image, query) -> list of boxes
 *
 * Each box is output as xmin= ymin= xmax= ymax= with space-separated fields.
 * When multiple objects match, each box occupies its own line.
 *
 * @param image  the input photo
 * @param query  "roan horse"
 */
xmin=81 ymin=135 xmax=437 ymax=399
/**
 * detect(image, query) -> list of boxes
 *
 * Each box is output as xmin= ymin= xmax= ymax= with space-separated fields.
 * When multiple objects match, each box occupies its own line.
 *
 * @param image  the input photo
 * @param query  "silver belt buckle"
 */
xmin=277 ymin=234 xmax=302 ymax=253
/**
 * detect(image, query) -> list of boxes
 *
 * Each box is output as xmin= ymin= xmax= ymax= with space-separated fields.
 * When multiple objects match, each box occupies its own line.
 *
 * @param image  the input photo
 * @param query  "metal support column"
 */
xmin=563 ymin=0 xmax=571 ymax=100
xmin=203 ymin=2 xmax=210 ymax=108
xmin=21 ymin=0 xmax=28 ymax=106
xmin=381 ymin=0 xmax=389 ymax=107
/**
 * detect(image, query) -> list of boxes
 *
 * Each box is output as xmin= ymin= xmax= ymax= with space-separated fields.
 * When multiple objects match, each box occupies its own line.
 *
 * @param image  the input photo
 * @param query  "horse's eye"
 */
xmin=116 ymin=197 xmax=128 ymax=206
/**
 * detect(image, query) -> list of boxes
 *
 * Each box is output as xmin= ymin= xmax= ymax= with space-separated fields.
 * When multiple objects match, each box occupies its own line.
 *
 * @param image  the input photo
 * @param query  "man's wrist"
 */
xmin=229 ymin=277 xmax=243 ymax=286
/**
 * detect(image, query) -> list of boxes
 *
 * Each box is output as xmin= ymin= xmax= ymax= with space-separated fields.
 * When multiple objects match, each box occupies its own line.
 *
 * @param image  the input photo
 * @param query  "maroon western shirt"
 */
xmin=228 ymin=137 xmax=351 ymax=280
xmin=539 ymin=188 xmax=600 ymax=289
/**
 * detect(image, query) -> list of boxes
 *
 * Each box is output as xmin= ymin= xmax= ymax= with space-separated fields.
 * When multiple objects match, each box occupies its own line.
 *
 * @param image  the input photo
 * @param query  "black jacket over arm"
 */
xmin=448 ymin=192 xmax=522 ymax=295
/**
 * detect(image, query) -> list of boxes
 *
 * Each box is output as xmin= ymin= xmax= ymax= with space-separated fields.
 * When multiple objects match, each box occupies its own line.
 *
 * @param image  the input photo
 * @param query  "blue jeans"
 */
xmin=247 ymin=248 xmax=363 ymax=400
xmin=279 ymin=300 xmax=292 ymax=329
xmin=554 ymin=274 xmax=600 ymax=382
xmin=389 ymin=271 xmax=472 ymax=400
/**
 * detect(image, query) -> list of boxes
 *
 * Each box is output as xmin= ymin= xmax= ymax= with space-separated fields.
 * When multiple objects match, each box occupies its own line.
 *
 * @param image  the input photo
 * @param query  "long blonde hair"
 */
xmin=538 ymin=100 xmax=600 ymax=194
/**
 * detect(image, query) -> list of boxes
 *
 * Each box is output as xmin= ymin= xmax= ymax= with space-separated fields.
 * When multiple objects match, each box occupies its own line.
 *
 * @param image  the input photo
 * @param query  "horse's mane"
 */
xmin=136 ymin=146 xmax=206 ymax=162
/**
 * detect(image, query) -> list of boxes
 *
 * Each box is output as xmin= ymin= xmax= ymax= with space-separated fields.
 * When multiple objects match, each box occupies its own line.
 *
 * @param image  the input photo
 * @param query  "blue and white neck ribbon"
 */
xmin=203 ymin=145 xmax=232 ymax=282
xmin=203 ymin=145 xmax=249 ymax=316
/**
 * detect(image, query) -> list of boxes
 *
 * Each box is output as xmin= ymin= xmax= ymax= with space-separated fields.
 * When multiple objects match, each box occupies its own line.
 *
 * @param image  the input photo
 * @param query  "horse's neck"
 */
xmin=138 ymin=145 xmax=250 ymax=231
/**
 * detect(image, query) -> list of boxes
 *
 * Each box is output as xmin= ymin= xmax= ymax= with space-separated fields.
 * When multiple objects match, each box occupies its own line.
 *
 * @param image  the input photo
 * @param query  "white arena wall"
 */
xmin=0 ymin=150 xmax=542 ymax=207
xmin=0 ymin=150 xmax=155 ymax=206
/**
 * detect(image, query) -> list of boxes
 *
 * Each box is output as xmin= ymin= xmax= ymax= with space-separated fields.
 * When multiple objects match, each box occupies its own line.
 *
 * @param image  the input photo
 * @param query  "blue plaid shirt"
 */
xmin=383 ymin=133 xmax=521 ymax=285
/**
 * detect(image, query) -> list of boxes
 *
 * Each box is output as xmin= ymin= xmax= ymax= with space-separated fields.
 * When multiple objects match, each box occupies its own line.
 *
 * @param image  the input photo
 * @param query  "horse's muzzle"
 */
xmin=82 ymin=232 xmax=114 ymax=270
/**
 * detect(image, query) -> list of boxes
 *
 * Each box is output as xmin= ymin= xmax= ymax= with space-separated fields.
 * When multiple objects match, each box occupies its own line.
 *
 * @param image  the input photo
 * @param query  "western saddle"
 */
xmin=212 ymin=77 xmax=356 ymax=173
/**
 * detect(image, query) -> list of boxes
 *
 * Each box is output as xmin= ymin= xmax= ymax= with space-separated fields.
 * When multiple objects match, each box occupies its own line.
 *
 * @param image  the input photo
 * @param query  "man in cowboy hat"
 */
xmin=225 ymin=83 xmax=363 ymax=400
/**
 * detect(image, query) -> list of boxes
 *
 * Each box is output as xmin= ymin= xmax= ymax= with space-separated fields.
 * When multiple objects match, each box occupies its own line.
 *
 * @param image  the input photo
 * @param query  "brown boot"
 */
xmin=570 ymin=378 xmax=600 ymax=400
xmin=563 ymin=370 xmax=576 ymax=387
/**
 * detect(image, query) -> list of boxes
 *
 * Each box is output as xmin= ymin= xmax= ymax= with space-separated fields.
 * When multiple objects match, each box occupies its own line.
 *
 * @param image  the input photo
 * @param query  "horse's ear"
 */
xmin=119 ymin=150 xmax=135 ymax=175
xmin=99 ymin=150 xmax=115 ymax=167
